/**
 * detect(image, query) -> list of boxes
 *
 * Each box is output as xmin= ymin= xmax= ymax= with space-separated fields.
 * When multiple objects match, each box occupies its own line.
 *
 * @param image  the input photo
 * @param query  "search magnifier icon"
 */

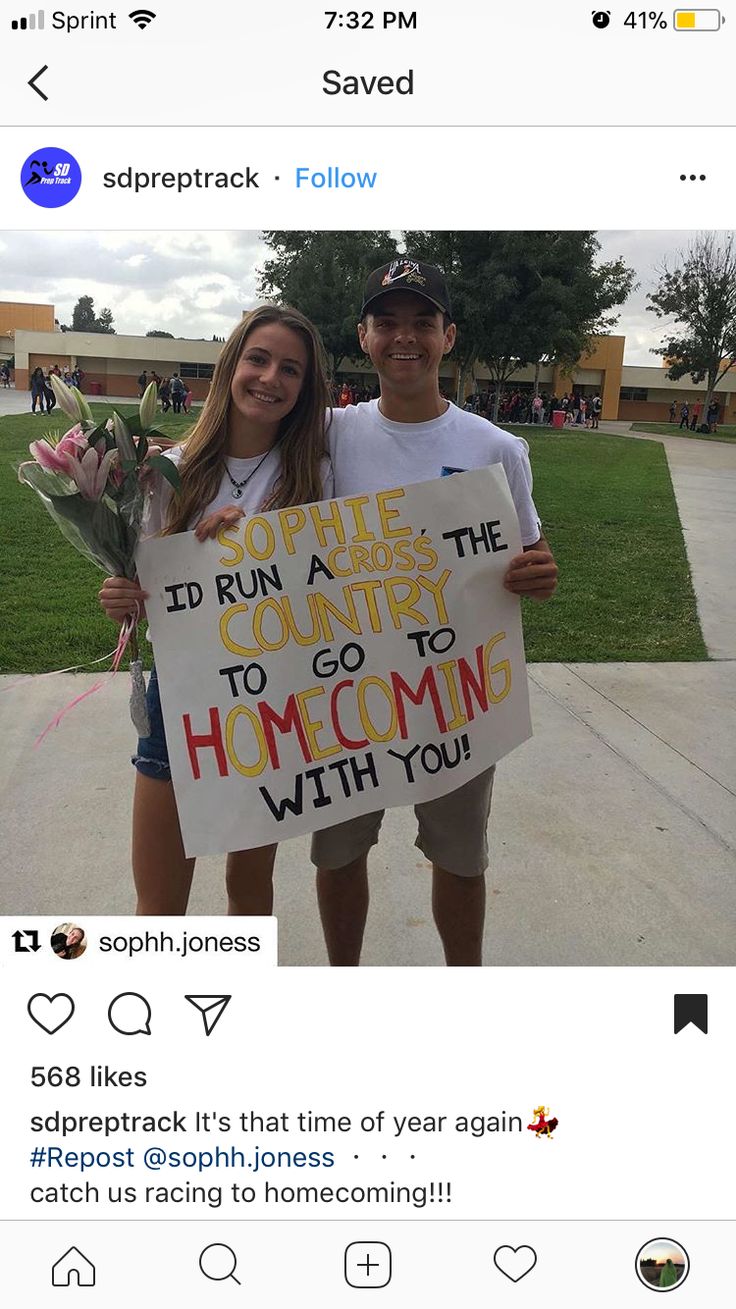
xmin=199 ymin=1243 xmax=241 ymax=1286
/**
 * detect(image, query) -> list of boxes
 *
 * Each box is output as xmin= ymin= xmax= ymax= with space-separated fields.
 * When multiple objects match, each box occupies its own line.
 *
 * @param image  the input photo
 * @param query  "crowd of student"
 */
xmin=29 ymin=363 xmax=85 ymax=413
xmin=669 ymin=398 xmax=722 ymax=433
xmin=462 ymin=389 xmax=603 ymax=429
xmin=136 ymin=370 xmax=193 ymax=414
xmin=21 ymin=362 xmax=200 ymax=416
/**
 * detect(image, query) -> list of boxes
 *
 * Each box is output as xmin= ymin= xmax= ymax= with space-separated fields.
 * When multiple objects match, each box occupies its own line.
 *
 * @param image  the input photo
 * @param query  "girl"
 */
xmin=30 ymin=366 xmax=47 ymax=413
xmin=99 ymin=305 xmax=333 ymax=917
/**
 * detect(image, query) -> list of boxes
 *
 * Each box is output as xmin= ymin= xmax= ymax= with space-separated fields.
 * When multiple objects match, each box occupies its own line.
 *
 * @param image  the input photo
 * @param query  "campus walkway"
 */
xmin=0 ymin=388 xmax=200 ymax=417
xmin=2 ymin=400 xmax=734 ymax=965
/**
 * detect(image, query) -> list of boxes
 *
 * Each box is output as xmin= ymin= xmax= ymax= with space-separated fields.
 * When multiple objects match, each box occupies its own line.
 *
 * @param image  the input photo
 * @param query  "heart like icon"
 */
xmin=27 ymin=993 xmax=75 ymax=1035
xmin=493 ymin=1245 xmax=537 ymax=1282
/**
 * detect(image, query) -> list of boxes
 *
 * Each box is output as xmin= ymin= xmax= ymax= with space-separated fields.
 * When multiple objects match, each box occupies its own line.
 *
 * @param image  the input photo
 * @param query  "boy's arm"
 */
xmin=503 ymin=536 xmax=558 ymax=602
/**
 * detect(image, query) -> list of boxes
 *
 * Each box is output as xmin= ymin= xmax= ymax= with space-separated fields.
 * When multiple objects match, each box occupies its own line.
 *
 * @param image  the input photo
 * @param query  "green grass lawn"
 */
xmin=0 ymin=410 xmax=706 ymax=671
xmin=632 ymin=421 xmax=736 ymax=444
xmin=509 ymin=428 xmax=706 ymax=662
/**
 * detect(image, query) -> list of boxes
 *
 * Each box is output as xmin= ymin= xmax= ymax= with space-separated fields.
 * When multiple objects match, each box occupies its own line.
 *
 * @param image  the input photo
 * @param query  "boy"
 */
xmin=312 ymin=259 xmax=558 ymax=967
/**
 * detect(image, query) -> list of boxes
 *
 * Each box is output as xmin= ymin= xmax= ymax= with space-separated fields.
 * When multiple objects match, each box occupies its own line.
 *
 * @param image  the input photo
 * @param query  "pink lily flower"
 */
xmin=66 ymin=446 xmax=119 ymax=500
xmin=29 ymin=425 xmax=88 ymax=475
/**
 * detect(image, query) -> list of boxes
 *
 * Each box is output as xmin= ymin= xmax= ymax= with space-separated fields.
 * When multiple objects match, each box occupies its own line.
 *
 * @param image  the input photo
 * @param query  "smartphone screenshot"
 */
xmin=1 ymin=2 xmax=734 ymax=1303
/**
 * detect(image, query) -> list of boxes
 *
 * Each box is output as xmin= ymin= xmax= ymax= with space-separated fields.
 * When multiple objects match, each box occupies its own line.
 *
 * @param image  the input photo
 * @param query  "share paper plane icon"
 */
xmin=185 ymin=994 xmax=232 ymax=1036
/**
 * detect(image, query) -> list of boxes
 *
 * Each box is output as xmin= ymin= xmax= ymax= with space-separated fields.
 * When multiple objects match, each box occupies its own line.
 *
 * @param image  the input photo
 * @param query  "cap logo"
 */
xmin=381 ymin=258 xmax=426 ymax=289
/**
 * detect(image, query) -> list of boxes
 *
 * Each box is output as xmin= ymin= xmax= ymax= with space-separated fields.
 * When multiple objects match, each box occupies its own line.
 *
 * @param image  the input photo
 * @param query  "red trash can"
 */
xmin=552 ymin=410 xmax=565 ymax=429
xmin=88 ymin=381 xmax=102 ymax=396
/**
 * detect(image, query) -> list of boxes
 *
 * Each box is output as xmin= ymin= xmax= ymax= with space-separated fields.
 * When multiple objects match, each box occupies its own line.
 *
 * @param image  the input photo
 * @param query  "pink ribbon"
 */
xmin=2 ymin=644 xmax=122 ymax=694
xmin=33 ymin=615 xmax=137 ymax=747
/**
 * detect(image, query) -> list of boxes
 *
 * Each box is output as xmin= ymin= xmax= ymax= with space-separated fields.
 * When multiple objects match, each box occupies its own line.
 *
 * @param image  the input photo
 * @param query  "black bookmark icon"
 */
xmin=674 ymin=994 xmax=708 ymax=1034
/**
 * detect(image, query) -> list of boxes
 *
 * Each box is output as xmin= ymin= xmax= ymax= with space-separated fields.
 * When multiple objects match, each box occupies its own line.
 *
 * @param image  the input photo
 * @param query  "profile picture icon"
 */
xmin=635 ymin=1237 xmax=689 ymax=1291
xmin=50 ymin=922 xmax=87 ymax=960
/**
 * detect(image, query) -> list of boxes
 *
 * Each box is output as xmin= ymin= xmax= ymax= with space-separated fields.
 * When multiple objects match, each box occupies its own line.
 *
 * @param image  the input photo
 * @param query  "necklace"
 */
xmin=224 ymin=446 xmax=274 ymax=500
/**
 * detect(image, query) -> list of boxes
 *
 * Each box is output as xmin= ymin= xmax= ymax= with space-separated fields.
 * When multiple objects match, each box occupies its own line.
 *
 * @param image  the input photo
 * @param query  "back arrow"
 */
xmin=28 ymin=66 xmax=49 ymax=101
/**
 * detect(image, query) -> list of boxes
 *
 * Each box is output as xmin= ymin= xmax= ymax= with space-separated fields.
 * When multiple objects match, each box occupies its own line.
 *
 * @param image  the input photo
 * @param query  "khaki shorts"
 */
xmin=310 ymin=766 xmax=495 ymax=879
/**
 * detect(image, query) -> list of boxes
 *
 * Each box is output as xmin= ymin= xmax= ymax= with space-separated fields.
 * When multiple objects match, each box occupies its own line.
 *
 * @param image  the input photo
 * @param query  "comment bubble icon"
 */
xmin=108 ymin=992 xmax=152 ymax=1036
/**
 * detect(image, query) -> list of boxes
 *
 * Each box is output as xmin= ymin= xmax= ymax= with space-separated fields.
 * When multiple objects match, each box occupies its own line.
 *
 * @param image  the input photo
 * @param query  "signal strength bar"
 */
xmin=11 ymin=9 xmax=45 ymax=28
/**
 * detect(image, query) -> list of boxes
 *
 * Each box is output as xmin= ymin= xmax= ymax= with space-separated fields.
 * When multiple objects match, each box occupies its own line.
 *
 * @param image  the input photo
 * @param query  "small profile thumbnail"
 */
xmin=50 ymin=922 xmax=87 ymax=960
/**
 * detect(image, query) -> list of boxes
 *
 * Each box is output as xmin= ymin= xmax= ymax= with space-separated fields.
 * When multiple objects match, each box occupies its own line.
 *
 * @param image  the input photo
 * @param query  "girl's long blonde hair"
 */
xmin=164 ymin=305 xmax=331 ymax=534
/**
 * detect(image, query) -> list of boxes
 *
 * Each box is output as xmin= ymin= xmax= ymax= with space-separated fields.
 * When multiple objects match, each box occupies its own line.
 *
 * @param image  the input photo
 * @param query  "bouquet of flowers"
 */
xmin=17 ymin=376 xmax=180 ymax=736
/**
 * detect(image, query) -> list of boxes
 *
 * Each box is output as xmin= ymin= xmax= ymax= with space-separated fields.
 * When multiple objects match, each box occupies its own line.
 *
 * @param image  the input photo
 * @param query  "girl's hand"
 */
xmin=98 ymin=576 xmax=148 ymax=623
xmin=194 ymin=505 xmax=245 ymax=541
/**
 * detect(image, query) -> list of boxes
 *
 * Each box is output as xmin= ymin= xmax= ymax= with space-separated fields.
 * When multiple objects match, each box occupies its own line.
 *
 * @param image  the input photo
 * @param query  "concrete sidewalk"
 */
xmin=2 ymin=664 xmax=734 ymax=965
xmin=0 ymin=388 xmax=202 ymax=417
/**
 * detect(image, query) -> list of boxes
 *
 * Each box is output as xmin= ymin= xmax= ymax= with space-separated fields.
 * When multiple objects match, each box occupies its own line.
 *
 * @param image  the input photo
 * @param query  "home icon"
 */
xmin=52 ymin=1247 xmax=96 ymax=1287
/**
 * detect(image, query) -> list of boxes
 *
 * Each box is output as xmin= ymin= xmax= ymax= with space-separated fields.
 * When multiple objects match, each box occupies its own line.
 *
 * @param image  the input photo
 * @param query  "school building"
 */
xmin=3 ymin=302 xmax=735 ymax=422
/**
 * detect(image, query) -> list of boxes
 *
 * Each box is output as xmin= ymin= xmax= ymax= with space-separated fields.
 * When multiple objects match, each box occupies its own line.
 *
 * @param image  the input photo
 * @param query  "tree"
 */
xmin=146 ymin=329 xmax=174 ymax=339
xmin=402 ymin=231 xmax=636 ymax=415
xmin=648 ymin=232 xmax=736 ymax=424
xmin=96 ymin=306 xmax=116 ymax=334
xmin=257 ymin=231 xmax=399 ymax=371
xmin=62 ymin=295 xmax=116 ymax=334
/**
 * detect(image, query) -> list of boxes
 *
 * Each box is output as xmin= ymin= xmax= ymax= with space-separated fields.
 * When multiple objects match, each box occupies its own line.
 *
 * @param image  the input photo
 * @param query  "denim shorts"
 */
xmin=131 ymin=666 xmax=171 ymax=781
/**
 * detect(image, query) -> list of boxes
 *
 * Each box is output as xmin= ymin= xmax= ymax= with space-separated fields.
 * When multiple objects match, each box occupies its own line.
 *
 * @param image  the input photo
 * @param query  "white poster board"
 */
xmin=136 ymin=466 xmax=532 ymax=857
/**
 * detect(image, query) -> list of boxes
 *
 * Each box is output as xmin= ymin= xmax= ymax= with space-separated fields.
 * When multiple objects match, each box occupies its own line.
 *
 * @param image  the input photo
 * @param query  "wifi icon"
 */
xmin=129 ymin=8 xmax=156 ymax=28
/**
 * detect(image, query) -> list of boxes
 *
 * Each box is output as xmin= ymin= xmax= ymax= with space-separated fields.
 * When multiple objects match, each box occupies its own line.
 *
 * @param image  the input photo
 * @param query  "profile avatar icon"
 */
xmin=50 ymin=922 xmax=87 ymax=960
xmin=636 ymin=1237 xmax=689 ymax=1291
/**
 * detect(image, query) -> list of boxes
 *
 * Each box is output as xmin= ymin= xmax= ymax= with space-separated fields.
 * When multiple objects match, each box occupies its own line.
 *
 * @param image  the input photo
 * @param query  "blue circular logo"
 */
xmin=21 ymin=146 xmax=82 ymax=207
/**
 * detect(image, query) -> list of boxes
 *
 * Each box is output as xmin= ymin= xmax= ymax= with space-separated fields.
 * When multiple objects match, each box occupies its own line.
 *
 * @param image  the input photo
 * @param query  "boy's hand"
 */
xmin=99 ymin=576 xmax=148 ymax=623
xmin=503 ymin=546 xmax=558 ymax=601
xmin=194 ymin=505 xmax=245 ymax=541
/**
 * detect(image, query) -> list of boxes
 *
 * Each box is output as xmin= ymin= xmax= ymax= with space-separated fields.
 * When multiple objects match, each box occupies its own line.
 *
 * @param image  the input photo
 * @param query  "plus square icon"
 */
xmin=344 ymin=1242 xmax=392 ymax=1288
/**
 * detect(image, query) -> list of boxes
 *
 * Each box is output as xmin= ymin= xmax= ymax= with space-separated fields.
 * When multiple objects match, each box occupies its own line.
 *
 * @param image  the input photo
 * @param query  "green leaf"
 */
xmin=147 ymin=454 xmax=181 ymax=490
xmin=125 ymin=414 xmax=144 ymax=437
xmin=136 ymin=434 xmax=149 ymax=464
xmin=87 ymin=421 xmax=109 ymax=446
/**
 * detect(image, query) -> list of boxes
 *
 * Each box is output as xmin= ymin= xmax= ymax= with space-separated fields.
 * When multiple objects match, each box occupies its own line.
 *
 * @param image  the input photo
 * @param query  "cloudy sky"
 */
xmin=0 ymin=229 xmax=721 ymax=364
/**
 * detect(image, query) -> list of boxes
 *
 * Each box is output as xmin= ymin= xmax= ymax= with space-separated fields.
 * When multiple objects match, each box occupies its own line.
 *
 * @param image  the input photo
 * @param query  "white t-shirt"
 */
xmin=143 ymin=443 xmax=334 ymax=538
xmin=327 ymin=400 xmax=542 ymax=546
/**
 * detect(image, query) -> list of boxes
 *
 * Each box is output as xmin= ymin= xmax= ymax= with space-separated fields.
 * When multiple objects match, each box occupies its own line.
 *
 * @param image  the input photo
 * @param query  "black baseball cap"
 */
xmin=361 ymin=259 xmax=452 ymax=318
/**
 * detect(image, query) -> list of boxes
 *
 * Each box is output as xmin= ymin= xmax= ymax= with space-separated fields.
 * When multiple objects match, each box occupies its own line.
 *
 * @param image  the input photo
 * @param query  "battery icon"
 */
xmin=674 ymin=9 xmax=724 ymax=28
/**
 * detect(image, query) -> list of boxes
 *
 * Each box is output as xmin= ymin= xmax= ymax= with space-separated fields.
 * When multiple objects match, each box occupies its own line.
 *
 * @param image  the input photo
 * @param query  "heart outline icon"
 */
xmin=27 ymin=993 xmax=75 ymax=1035
xmin=493 ymin=1244 xmax=538 ymax=1282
